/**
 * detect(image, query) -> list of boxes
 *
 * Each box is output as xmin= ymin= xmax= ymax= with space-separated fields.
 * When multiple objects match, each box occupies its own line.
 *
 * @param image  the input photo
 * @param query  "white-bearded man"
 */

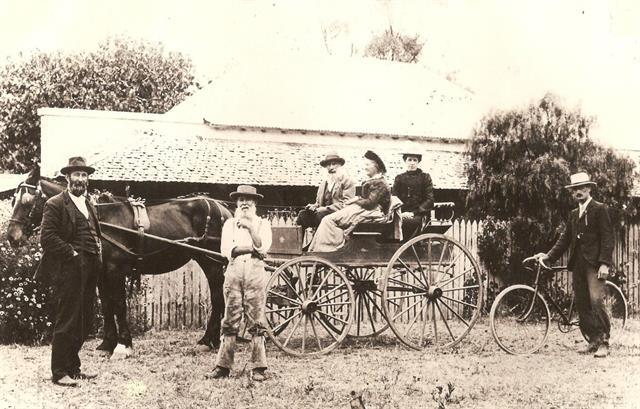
xmin=208 ymin=185 xmax=272 ymax=381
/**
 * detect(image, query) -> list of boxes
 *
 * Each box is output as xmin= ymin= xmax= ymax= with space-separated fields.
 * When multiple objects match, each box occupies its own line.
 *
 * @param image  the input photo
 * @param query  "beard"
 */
xmin=234 ymin=205 xmax=256 ymax=219
xmin=69 ymin=179 xmax=88 ymax=196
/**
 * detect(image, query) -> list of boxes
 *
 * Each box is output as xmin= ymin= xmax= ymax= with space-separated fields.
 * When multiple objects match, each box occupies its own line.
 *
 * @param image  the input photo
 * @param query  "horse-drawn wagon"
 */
xmin=263 ymin=202 xmax=484 ymax=356
xmin=7 ymin=170 xmax=484 ymax=357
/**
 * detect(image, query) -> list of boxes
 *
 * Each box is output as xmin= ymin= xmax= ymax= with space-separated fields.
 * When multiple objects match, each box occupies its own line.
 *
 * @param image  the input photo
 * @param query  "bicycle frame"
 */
xmin=517 ymin=261 xmax=578 ymax=329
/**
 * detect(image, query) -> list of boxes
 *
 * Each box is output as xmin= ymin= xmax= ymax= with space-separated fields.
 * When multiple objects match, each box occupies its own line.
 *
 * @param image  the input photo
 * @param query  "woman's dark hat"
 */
xmin=401 ymin=152 xmax=422 ymax=162
xmin=229 ymin=185 xmax=264 ymax=200
xmin=60 ymin=156 xmax=95 ymax=175
xmin=364 ymin=150 xmax=386 ymax=174
xmin=319 ymin=152 xmax=346 ymax=167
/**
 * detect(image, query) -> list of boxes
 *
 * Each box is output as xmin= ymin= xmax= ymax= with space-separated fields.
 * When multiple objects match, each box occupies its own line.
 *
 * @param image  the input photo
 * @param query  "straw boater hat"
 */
xmin=364 ymin=150 xmax=386 ymax=174
xmin=319 ymin=152 xmax=346 ymax=167
xmin=229 ymin=185 xmax=264 ymax=200
xmin=564 ymin=172 xmax=597 ymax=189
xmin=60 ymin=156 xmax=95 ymax=175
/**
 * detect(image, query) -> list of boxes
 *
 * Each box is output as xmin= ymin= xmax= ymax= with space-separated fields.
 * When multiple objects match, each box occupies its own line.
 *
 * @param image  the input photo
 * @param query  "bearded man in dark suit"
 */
xmin=35 ymin=157 xmax=102 ymax=386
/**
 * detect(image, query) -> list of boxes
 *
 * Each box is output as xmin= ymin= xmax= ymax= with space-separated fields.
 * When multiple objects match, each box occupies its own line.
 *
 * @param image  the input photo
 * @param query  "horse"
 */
xmin=6 ymin=167 xmax=232 ymax=355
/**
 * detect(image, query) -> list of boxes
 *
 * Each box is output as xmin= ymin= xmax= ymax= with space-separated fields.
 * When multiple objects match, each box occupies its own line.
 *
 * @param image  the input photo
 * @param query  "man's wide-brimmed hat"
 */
xmin=564 ymin=172 xmax=597 ymax=189
xmin=60 ymin=156 xmax=95 ymax=175
xmin=229 ymin=185 xmax=264 ymax=200
xmin=319 ymin=152 xmax=346 ymax=167
xmin=364 ymin=150 xmax=386 ymax=174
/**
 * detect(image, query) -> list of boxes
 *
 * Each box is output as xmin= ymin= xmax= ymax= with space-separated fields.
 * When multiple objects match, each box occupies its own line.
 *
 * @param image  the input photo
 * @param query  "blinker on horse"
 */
xmin=6 ymin=166 xmax=232 ymax=355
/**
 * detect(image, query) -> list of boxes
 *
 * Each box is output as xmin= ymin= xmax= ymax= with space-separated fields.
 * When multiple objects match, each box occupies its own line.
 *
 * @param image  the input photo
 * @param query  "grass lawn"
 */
xmin=1 ymin=318 xmax=639 ymax=409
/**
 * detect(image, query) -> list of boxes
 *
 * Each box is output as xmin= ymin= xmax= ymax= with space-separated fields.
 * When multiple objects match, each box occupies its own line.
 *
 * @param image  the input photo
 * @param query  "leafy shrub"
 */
xmin=468 ymin=94 xmax=637 ymax=283
xmin=0 ymin=36 xmax=197 ymax=172
xmin=0 ymin=200 xmax=53 ymax=344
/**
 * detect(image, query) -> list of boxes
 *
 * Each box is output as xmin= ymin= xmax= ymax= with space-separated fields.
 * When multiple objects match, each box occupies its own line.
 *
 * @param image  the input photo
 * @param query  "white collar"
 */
xmin=68 ymin=191 xmax=86 ymax=202
xmin=579 ymin=197 xmax=592 ymax=213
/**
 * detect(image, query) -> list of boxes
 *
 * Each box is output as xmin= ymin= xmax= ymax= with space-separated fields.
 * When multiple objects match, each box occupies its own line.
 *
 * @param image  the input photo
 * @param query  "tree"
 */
xmin=467 ymin=93 xmax=637 ymax=282
xmin=0 ymin=37 xmax=197 ymax=172
xmin=363 ymin=27 xmax=423 ymax=63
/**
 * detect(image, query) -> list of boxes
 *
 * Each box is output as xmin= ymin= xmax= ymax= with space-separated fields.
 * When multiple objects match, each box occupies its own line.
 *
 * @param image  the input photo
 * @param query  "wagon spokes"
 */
xmin=343 ymin=266 xmax=389 ymax=338
xmin=265 ymin=256 xmax=355 ymax=356
xmin=381 ymin=234 xmax=483 ymax=350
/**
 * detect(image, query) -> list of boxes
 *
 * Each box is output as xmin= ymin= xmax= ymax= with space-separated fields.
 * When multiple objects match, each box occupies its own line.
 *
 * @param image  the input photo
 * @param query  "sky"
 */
xmin=1 ymin=0 xmax=639 ymax=149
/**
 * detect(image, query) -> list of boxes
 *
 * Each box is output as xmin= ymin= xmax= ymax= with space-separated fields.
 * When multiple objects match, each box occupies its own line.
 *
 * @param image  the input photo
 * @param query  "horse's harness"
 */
xmin=97 ymin=197 xmax=223 ymax=265
xmin=12 ymin=180 xmax=222 ymax=271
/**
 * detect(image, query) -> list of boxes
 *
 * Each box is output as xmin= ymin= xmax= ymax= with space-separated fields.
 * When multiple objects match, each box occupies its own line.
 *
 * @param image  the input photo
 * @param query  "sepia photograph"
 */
xmin=1 ymin=1 xmax=639 ymax=408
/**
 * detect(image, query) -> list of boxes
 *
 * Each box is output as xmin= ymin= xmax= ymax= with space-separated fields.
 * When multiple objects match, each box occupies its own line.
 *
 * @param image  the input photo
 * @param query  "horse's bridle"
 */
xmin=9 ymin=182 xmax=46 ymax=231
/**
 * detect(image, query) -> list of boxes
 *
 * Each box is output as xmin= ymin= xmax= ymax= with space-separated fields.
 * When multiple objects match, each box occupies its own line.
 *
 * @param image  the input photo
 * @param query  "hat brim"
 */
xmin=229 ymin=191 xmax=264 ymax=200
xmin=60 ymin=165 xmax=95 ymax=175
xmin=320 ymin=158 xmax=345 ymax=167
xmin=402 ymin=154 xmax=422 ymax=161
xmin=564 ymin=181 xmax=596 ymax=189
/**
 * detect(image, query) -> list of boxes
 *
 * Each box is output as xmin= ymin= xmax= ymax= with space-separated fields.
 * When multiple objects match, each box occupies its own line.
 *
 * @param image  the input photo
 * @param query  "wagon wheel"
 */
xmin=265 ymin=256 xmax=355 ymax=356
xmin=381 ymin=233 xmax=483 ymax=350
xmin=341 ymin=266 xmax=389 ymax=338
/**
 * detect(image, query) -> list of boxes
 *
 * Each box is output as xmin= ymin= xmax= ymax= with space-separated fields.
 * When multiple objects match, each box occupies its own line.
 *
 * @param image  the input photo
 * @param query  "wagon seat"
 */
xmin=349 ymin=195 xmax=403 ymax=241
xmin=351 ymin=199 xmax=455 ymax=241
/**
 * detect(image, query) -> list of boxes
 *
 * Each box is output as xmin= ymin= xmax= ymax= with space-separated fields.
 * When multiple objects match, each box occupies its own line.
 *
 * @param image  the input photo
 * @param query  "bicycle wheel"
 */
xmin=490 ymin=285 xmax=550 ymax=355
xmin=580 ymin=280 xmax=628 ymax=343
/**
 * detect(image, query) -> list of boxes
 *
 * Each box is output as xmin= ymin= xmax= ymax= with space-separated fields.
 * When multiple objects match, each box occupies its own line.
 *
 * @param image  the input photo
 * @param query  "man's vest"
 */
xmin=70 ymin=204 xmax=100 ymax=255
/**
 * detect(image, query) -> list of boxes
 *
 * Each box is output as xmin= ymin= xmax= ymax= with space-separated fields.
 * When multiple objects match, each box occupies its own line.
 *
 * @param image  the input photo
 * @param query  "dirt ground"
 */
xmin=1 ymin=318 xmax=639 ymax=409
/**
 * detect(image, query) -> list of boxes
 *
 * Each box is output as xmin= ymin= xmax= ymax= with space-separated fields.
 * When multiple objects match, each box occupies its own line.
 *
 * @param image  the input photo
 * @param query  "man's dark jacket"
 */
xmin=546 ymin=199 xmax=614 ymax=268
xmin=34 ymin=191 xmax=102 ymax=281
xmin=391 ymin=169 xmax=434 ymax=216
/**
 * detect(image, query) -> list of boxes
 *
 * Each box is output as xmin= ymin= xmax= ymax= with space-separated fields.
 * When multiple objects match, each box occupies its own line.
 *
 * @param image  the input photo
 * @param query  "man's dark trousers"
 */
xmin=51 ymin=252 xmax=100 ymax=381
xmin=572 ymin=245 xmax=610 ymax=345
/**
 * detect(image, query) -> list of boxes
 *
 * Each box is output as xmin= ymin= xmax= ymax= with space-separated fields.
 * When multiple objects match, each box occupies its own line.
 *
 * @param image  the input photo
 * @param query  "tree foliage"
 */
xmin=467 ymin=94 xmax=637 ymax=282
xmin=363 ymin=27 xmax=422 ymax=63
xmin=0 ymin=37 xmax=197 ymax=172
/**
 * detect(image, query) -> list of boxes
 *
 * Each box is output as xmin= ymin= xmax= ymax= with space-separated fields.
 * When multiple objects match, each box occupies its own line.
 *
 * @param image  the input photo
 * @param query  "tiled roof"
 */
xmin=90 ymin=132 xmax=468 ymax=189
xmin=166 ymin=56 xmax=482 ymax=141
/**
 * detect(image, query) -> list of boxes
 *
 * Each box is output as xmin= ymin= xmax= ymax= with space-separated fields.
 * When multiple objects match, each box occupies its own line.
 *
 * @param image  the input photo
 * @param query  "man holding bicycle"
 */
xmin=535 ymin=172 xmax=614 ymax=358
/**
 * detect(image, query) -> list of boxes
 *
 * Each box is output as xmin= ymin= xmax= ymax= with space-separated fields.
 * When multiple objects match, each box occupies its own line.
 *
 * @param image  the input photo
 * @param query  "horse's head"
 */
xmin=6 ymin=167 xmax=65 ymax=248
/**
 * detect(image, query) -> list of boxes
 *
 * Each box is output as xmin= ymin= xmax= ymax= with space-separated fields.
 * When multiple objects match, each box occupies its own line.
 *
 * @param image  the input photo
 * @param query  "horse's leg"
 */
xmin=196 ymin=258 xmax=225 ymax=350
xmin=111 ymin=267 xmax=134 ymax=358
xmin=95 ymin=264 xmax=118 ymax=354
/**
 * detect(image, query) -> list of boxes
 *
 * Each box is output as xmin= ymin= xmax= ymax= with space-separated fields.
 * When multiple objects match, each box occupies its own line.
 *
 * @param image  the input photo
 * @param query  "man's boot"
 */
xmin=207 ymin=366 xmax=231 ymax=379
xmin=594 ymin=343 xmax=609 ymax=358
xmin=579 ymin=340 xmax=599 ymax=354
xmin=251 ymin=367 xmax=267 ymax=382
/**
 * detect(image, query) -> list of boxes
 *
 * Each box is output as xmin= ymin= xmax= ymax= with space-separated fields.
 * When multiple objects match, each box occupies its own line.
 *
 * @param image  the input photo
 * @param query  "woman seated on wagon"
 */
xmin=308 ymin=150 xmax=391 ymax=252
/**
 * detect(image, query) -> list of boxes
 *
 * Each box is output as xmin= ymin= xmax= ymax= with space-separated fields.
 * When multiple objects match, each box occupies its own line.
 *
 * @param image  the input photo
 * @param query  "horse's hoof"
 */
xmin=110 ymin=343 xmax=133 ymax=360
xmin=195 ymin=344 xmax=213 ymax=353
xmin=97 ymin=349 xmax=113 ymax=358
xmin=96 ymin=341 xmax=115 ymax=352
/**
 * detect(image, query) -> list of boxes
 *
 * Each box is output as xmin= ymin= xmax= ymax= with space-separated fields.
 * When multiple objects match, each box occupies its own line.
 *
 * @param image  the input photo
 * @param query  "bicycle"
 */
xmin=490 ymin=256 xmax=628 ymax=355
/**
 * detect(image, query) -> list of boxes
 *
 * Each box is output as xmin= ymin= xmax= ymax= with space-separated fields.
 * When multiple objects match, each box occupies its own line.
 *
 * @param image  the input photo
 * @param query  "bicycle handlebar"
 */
xmin=523 ymin=256 xmax=550 ymax=270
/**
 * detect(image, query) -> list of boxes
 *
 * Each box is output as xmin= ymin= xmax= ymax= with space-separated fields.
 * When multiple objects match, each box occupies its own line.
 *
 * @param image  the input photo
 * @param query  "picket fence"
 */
xmin=126 ymin=219 xmax=640 ymax=331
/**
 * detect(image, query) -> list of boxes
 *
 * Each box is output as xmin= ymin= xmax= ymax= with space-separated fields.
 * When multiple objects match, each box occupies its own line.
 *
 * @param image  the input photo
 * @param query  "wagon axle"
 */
xmin=301 ymin=300 xmax=319 ymax=314
xmin=427 ymin=286 xmax=443 ymax=299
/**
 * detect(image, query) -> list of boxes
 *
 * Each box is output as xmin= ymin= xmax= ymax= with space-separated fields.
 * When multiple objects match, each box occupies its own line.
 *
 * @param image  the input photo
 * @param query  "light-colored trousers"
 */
xmin=215 ymin=256 xmax=269 ymax=370
xmin=308 ymin=204 xmax=385 ymax=252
